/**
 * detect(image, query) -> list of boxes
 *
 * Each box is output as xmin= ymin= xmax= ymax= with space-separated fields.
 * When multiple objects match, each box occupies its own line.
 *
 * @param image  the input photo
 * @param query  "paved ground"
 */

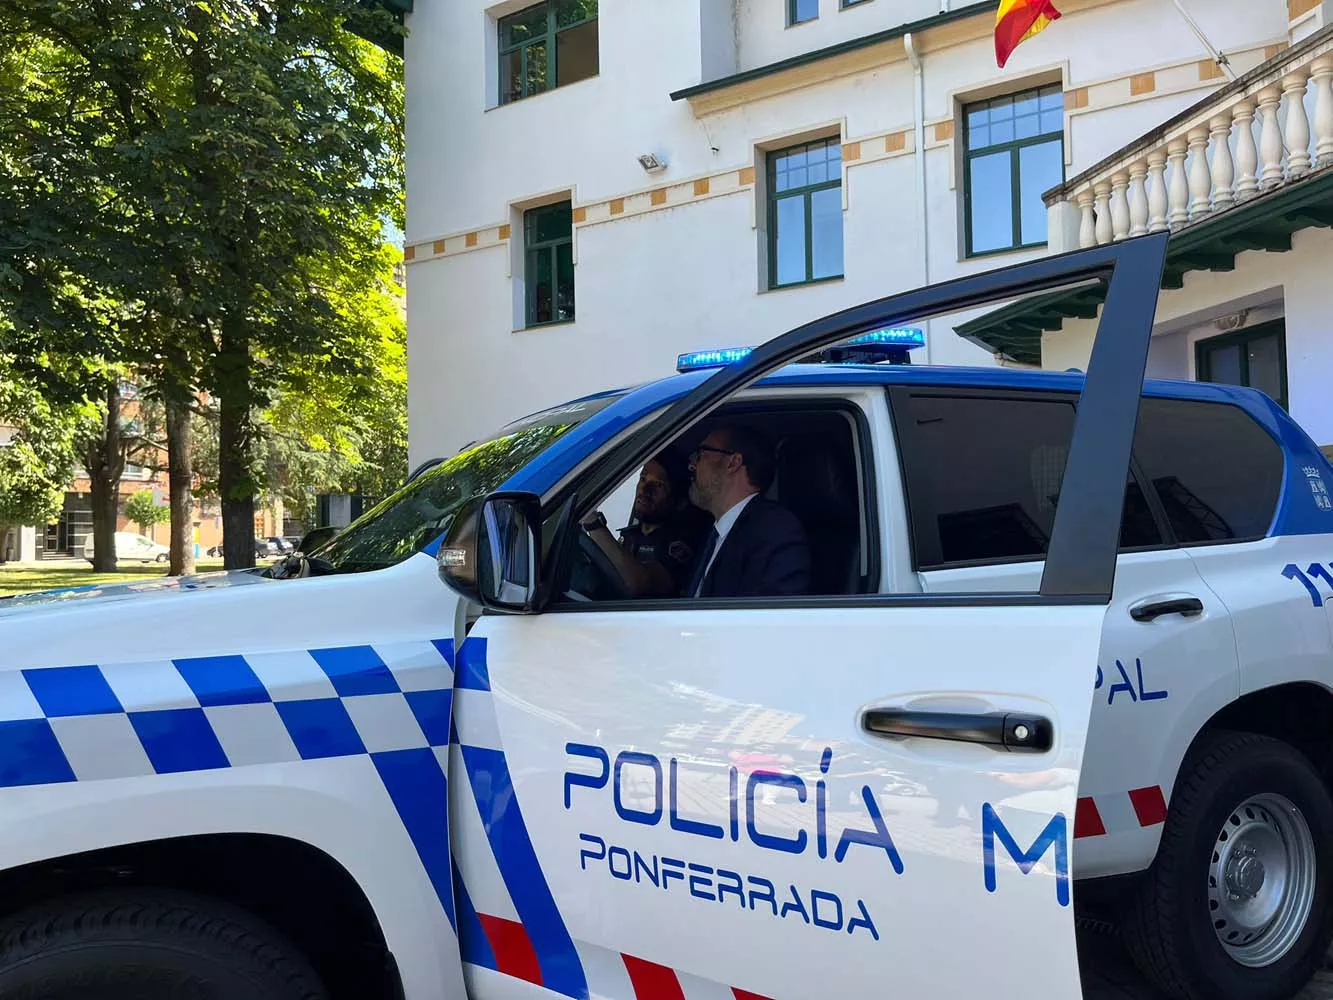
xmin=1079 ymin=926 xmax=1333 ymax=998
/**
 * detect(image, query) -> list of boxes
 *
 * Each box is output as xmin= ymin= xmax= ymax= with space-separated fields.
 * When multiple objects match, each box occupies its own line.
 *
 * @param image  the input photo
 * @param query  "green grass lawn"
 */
xmin=0 ymin=559 xmax=227 ymax=597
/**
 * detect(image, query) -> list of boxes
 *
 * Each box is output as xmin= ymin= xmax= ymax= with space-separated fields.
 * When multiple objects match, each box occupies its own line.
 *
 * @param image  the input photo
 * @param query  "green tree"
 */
xmin=123 ymin=490 xmax=171 ymax=538
xmin=0 ymin=371 xmax=83 ymax=560
xmin=0 ymin=0 xmax=405 ymax=571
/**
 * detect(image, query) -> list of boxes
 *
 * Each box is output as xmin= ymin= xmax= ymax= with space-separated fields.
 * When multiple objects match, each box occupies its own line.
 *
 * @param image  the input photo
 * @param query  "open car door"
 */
xmin=440 ymin=234 xmax=1170 ymax=999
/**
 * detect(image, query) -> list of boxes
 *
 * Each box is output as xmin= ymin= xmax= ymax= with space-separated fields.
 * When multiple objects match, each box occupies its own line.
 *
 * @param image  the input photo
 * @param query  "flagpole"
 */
xmin=1170 ymin=0 xmax=1238 ymax=81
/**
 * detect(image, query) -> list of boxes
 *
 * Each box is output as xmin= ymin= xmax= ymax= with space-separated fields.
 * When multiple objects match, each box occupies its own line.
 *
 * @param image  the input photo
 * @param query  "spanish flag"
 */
xmin=995 ymin=0 xmax=1061 ymax=68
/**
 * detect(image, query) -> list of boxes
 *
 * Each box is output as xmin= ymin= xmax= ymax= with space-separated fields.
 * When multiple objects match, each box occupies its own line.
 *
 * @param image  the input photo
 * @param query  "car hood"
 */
xmin=0 ymin=568 xmax=271 ymax=619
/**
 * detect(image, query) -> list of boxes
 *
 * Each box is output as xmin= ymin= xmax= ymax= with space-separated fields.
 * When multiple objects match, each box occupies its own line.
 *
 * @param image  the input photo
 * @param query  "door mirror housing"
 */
xmin=437 ymin=492 xmax=543 ymax=613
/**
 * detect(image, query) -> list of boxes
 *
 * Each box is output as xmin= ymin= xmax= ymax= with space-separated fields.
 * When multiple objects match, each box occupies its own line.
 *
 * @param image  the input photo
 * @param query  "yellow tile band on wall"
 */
xmin=404 ymin=42 xmax=1287 ymax=266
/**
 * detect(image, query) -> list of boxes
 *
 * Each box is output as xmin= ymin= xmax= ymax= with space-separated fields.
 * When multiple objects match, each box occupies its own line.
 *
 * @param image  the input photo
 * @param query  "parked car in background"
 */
xmin=82 ymin=532 xmax=168 ymax=565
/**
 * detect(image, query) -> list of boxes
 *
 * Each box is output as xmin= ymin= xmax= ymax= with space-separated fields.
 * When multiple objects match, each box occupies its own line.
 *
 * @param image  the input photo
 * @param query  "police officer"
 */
xmin=580 ymin=449 xmax=709 ymax=597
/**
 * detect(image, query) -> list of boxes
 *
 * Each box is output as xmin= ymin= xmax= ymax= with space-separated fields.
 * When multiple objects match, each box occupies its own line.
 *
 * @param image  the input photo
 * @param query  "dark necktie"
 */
xmin=687 ymin=526 xmax=719 ymax=597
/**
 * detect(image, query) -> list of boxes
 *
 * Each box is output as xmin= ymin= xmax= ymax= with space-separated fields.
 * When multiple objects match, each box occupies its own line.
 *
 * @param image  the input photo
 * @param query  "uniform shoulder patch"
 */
xmin=667 ymin=540 xmax=693 ymax=563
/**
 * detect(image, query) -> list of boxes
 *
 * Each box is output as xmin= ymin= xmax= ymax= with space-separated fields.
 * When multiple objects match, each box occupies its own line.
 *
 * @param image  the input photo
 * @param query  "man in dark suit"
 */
xmin=684 ymin=424 xmax=811 ymax=598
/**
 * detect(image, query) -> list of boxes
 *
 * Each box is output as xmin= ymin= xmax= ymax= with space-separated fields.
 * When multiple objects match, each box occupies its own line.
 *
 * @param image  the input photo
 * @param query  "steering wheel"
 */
xmin=573 ymin=529 xmax=634 ymax=601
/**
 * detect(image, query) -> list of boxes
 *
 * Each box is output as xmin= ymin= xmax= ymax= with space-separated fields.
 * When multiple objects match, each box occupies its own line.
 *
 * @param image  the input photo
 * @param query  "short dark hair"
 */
xmin=647 ymin=447 xmax=690 ymax=498
xmin=714 ymin=423 xmax=776 ymax=492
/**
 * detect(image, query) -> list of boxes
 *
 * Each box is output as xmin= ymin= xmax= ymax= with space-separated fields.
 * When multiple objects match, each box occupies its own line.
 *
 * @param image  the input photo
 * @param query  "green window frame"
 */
xmin=767 ymin=137 xmax=844 ymax=289
xmin=524 ymin=201 xmax=575 ymax=328
xmin=498 ymin=0 xmax=598 ymax=106
xmin=788 ymin=0 xmax=819 ymax=25
xmin=962 ymin=83 xmax=1065 ymax=258
xmin=1195 ymin=320 xmax=1288 ymax=409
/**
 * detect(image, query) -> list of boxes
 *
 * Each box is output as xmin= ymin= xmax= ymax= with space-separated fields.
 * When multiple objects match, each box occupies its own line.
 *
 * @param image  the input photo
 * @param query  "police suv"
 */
xmin=2 ymin=235 xmax=1329 ymax=1000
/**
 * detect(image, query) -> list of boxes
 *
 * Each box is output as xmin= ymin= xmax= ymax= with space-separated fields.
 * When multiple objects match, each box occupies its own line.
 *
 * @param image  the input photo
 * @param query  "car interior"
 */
xmin=561 ymin=399 xmax=874 ymax=602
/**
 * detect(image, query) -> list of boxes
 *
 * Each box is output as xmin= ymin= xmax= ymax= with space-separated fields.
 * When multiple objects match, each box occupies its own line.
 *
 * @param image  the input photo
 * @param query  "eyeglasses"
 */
xmin=689 ymin=444 xmax=735 ymax=463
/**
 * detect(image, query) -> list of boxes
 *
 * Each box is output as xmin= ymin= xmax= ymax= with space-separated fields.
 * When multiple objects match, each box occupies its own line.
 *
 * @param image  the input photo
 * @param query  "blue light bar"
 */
xmin=846 ymin=327 xmax=926 ymax=348
xmin=676 ymin=347 xmax=754 ymax=372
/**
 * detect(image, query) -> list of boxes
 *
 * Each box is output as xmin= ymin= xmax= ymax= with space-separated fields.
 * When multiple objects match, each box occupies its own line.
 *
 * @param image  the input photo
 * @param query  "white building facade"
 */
xmin=402 ymin=0 xmax=1322 ymax=464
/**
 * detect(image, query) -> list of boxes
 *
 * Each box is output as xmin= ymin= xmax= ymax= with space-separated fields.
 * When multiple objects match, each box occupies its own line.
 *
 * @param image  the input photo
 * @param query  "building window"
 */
xmin=840 ymin=0 xmax=871 ymax=7
xmin=1196 ymin=320 xmax=1287 ymax=409
xmin=524 ymin=201 xmax=575 ymax=327
xmin=768 ymin=138 xmax=843 ymax=289
xmin=499 ymin=0 xmax=598 ymax=105
xmin=789 ymin=0 xmax=818 ymax=24
xmin=963 ymin=83 xmax=1065 ymax=257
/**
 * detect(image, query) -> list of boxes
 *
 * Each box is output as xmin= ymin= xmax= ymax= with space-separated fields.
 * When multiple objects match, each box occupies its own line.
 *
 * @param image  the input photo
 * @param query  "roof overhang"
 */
xmin=955 ymin=169 xmax=1333 ymax=366
xmin=669 ymin=1 xmax=1000 ymax=114
xmin=350 ymin=0 xmax=411 ymax=57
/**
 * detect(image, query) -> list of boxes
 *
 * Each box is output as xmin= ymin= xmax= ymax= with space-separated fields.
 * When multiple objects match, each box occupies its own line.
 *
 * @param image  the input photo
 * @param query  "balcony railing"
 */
xmin=1045 ymin=26 xmax=1333 ymax=251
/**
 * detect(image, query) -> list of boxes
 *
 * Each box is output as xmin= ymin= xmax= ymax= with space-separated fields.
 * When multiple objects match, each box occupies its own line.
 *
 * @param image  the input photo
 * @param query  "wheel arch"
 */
xmin=0 ymin=832 xmax=401 ymax=1000
xmin=1192 ymin=680 xmax=1333 ymax=782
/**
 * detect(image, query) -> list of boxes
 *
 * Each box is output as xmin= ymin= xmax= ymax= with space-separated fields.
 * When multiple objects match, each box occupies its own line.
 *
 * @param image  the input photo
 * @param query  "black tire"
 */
xmin=0 ymin=889 xmax=328 ymax=1000
xmin=1122 ymin=730 xmax=1333 ymax=1000
xmin=155 ymin=553 xmax=168 ymax=563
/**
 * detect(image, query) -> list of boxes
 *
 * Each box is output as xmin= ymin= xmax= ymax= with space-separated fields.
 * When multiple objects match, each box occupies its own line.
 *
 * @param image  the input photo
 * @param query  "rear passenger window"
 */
xmin=1132 ymin=397 xmax=1282 ymax=543
xmin=894 ymin=393 xmax=1161 ymax=570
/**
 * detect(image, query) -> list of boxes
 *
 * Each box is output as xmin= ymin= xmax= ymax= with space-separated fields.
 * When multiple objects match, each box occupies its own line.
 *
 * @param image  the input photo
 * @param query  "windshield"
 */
xmin=312 ymin=391 xmax=626 ymax=573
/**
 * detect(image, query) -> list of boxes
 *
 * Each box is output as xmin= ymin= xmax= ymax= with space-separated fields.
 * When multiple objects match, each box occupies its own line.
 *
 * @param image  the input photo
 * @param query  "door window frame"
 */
xmin=470 ymin=232 xmax=1170 ymax=614
xmin=542 ymin=392 xmax=883 ymax=612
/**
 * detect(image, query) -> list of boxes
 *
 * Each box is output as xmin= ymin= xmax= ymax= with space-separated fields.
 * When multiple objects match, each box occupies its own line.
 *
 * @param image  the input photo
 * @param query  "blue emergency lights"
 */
xmin=675 ymin=347 xmax=754 ymax=371
xmin=676 ymin=327 xmax=925 ymax=373
xmin=846 ymin=327 xmax=926 ymax=348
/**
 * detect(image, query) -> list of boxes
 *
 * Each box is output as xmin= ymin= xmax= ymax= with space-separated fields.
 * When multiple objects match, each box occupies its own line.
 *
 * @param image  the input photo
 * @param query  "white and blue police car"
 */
xmin=2 ymin=234 xmax=1330 ymax=1000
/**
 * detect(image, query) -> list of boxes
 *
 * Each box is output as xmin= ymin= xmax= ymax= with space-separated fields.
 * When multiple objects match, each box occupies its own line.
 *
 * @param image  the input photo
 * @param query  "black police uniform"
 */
xmin=619 ymin=514 xmax=708 ymax=596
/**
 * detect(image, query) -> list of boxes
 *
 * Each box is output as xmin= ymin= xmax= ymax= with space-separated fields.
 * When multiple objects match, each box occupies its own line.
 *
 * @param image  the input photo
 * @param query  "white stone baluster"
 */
xmin=1128 ymin=160 xmax=1150 ymax=237
xmin=1284 ymin=70 xmax=1313 ymax=178
xmin=1168 ymin=138 xmax=1191 ymax=228
xmin=1094 ymin=181 xmax=1113 ymax=244
xmin=1110 ymin=171 xmax=1131 ymax=240
xmin=1147 ymin=150 xmax=1169 ymax=232
xmin=1258 ymin=85 xmax=1285 ymax=189
xmin=1209 ymin=115 xmax=1235 ymax=212
xmin=1233 ymin=101 xmax=1259 ymax=201
xmin=1312 ymin=55 xmax=1333 ymax=168
xmin=1077 ymin=190 xmax=1096 ymax=248
xmin=1188 ymin=126 xmax=1212 ymax=220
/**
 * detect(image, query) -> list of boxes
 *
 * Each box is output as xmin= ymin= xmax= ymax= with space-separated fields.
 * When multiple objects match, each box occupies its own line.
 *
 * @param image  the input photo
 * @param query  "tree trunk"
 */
xmin=86 ymin=384 xmax=125 ymax=572
xmin=218 ymin=320 xmax=256 ymax=570
xmin=166 ymin=397 xmax=195 ymax=577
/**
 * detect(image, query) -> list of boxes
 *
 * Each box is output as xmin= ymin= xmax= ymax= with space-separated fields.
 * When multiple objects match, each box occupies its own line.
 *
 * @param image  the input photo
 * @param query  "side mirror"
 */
xmin=437 ymin=492 xmax=543 ymax=613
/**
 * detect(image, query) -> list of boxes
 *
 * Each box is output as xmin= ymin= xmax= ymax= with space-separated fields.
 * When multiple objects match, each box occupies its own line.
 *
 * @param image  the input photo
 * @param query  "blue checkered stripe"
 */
xmin=1 ymin=637 xmax=459 ymax=927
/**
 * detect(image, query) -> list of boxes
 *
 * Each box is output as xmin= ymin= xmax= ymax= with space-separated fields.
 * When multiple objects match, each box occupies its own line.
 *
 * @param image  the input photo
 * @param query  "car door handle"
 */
xmin=862 ymin=709 xmax=1053 ymax=753
xmin=1129 ymin=595 xmax=1204 ymax=622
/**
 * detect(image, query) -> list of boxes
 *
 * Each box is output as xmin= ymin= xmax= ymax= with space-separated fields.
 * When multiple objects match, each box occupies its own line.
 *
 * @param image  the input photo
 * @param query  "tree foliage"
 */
xmin=0 ymin=371 xmax=84 ymax=536
xmin=123 ymin=490 xmax=171 ymax=536
xmin=0 ymin=0 xmax=406 ymax=570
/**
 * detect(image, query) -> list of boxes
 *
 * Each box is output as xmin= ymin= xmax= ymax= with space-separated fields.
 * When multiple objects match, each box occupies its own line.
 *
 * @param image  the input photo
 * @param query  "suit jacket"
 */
xmin=696 ymin=496 xmax=811 ymax=598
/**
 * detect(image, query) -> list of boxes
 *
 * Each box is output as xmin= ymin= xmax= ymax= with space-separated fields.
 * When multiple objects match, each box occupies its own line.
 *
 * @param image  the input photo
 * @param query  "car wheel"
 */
xmin=0 ymin=888 xmax=327 ymax=1000
xmin=155 ymin=553 xmax=168 ymax=563
xmin=1122 ymin=730 xmax=1333 ymax=1000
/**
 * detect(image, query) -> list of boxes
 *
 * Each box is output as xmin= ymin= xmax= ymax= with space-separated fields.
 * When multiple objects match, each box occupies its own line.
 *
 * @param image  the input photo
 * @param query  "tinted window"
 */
xmin=1132 ymin=397 xmax=1282 ymax=543
xmin=894 ymin=393 xmax=1160 ymax=569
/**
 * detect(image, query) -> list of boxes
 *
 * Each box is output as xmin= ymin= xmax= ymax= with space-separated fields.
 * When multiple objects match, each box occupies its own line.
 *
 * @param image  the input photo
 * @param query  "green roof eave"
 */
xmin=350 ymin=0 xmax=411 ymax=56
xmin=669 ymin=1 xmax=999 ymax=103
xmin=955 ymin=169 xmax=1333 ymax=366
